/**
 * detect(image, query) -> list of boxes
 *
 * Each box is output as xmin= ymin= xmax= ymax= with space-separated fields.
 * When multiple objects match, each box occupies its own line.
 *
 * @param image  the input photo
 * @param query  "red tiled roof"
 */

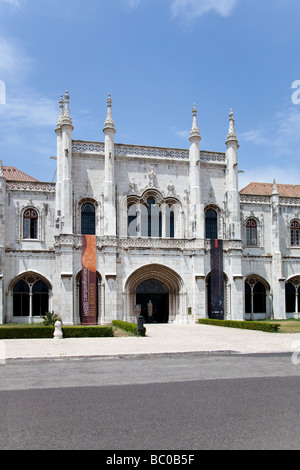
xmin=3 ymin=166 xmax=39 ymax=182
xmin=239 ymin=182 xmax=300 ymax=198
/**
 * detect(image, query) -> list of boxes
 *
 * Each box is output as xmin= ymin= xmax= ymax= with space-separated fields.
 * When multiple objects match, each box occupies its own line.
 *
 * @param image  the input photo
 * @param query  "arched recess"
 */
xmin=9 ymin=271 xmax=52 ymax=323
xmin=74 ymin=270 xmax=104 ymax=325
xmin=244 ymin=275 xmax=270 ymax=320
xmin=124 ymin=264 xmax=185 ymax=323
xmin=285 ymin=275 xmax=300 ymax=318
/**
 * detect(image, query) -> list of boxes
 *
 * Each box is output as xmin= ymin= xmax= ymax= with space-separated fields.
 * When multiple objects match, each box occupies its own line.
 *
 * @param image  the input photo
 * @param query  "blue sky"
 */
xmin=0 ymin=0 xmax=300 ymax=189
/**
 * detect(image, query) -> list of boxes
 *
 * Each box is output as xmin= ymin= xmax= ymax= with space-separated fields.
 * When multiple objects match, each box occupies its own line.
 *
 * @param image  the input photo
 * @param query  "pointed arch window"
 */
xmin=13 ymin=276 xmax=49 ymax=317
xmin=128 ymin=204 xmax=138 ymax=236
xmin=166 ymin=205 xmax=175 ymax=238
xmin=245 ymin=277 xmax=267 ymax=319
xmin=290 ymin=220 xmax=300 ymax=246
xmin=205 ymin=209 xmax=218 ymax=239
xmin=23 ymin=209 xmax=38 ymax=239
xmin=141 ymin=198 xmax=162 ymax=237
xmin=246 ymin=218 xmax=257 ymax=246
xmin=81 ymin=202 xmax=96 ymax=235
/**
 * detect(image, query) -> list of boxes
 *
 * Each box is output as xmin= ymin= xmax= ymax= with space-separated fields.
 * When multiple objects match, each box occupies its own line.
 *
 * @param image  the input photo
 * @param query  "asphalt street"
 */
xmin=0 ymin=353 xmax=299 ymax=450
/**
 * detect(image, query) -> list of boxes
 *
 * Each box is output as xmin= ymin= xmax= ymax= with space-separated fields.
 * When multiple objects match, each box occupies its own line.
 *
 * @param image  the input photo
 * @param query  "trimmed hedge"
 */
xmin=112 ymin=320 xmax=146 ymax=336
xmin=0 ymin=326 xmax=54 ymax=339
xmin=0 ymin=325 xmax=113 ymax=339
xmin=198 ymin=318 xmax=280 ymax=333
xmin=62 ymin=326 xmax=113 ymax=338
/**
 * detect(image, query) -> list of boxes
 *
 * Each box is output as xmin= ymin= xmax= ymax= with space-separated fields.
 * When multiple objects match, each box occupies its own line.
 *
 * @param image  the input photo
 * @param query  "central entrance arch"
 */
xmin=124 ymin=264 xmax=184 ymax=323
xmin=136 ymin=278 xmax=169 ymax=323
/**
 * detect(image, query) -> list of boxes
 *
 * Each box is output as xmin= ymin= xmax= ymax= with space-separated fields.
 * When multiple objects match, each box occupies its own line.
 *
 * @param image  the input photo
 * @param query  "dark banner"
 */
xmin=210 ymin=239 xmax=224 ymax=320
xmin=81 ymin=235 xmax=97 ymax=325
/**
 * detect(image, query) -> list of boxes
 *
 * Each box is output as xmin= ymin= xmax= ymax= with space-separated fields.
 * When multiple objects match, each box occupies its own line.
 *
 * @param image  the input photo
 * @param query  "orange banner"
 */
xmin=81 ymin=235 xmax=97 ymax=325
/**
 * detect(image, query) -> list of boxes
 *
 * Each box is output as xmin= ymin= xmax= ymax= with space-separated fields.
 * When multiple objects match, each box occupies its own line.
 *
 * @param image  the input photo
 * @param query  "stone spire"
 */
xmin=103 ymin=94 xmax=116 ymax=132
xmin=63 ymin=90 xmax=72 ymax=125
xmin=189 ymin=103 xmax=201 ymax=141
xmin=226 ymin=108 xmax=238 ymax=145
xmin=272 ymin=178 xmax=278 ymax=195
xmin=56 ymin=94 xmax=64 ymax=127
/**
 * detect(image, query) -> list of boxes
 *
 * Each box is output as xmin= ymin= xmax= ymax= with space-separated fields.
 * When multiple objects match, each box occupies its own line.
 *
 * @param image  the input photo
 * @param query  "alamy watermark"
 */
xmin=291 ymin=80 xmax=300 ymax=105
xmin=0 ymin=80 xmax=6 ymax=105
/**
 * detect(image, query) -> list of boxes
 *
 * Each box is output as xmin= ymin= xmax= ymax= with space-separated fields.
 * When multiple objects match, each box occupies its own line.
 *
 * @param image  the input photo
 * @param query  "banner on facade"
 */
xmin=81 ymin=235 xmax=97 ymax=325
xmin=210 ymin=239 xmax=224 ymax=320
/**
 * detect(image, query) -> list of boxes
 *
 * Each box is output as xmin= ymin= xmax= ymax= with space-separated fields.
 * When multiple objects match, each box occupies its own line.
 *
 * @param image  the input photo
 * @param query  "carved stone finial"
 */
xmin=226 ymin=108 xmax=238 ymax=144
xmin=189 ymin=103 xmax=201 ymax=141
xmin=62 ymin=90 xmax=72 ymax=125
xmin=57 ymin=94 xmax=64 ymax=126
xmin=272 ymin=178 xmax=278 ymax=195
xmin=104 ymin=93 xmax=115 ymax=131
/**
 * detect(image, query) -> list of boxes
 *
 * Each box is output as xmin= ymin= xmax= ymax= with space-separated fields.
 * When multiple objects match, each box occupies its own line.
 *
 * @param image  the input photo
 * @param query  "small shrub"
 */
xmin=41 ymin=311 xmax=62 ymax=326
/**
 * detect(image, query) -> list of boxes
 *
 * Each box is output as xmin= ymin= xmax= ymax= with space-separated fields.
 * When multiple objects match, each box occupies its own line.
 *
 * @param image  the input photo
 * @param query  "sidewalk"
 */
xmin=2 ymin=323 xmax=300 ymax=361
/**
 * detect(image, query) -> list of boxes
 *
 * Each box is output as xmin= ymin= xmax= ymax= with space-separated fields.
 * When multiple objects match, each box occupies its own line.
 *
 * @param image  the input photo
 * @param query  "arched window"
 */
xmin=81 ymin=202 xmax=96 ymax=235
xmin=290 ymin=220 xmax=300 ymax=246
xmin=128 ymin=204 xmax=137 ymax=236
xmin=245 ymin=277 xmax=267 ymax=319
xmin=166 ymin=205 xmax=175 ymax=238
xmin=13 ymin=280 xmax=30 ymax=316
xmin=13 ymin=276 xmax=49 ymax=317
xmin=205 ymin=209 xmax=217 ymax=239
xmin=246 ymin=218 xmax=257 ymax=245
xmin=32 ymin=280 xmax=49 ymax=316
xmin=23 ymin=209 xmax=38 ymax=239
xmin=141 ymin=198 xmax=162 ymax=237
xmin=285 ymin=279 xmax=300 ymax=315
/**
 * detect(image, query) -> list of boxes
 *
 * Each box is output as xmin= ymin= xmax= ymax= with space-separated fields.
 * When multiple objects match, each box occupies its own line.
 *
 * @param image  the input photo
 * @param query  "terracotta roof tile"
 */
xmin=3 ymin=166 xmax=39 ymax=182
xmin=239 ymin=182 xmax=300 ymax=198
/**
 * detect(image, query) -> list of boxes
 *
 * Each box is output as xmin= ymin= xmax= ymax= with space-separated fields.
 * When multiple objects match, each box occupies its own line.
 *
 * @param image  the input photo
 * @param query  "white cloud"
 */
xmin=171 ymin=0 xmax=239 ymax=20
xmin=239 ymin=105 xmax=300 ymax=187
xmin=0 ymin=94 xmax=57 ymax=128
xmin=126 ymin=0 xmax=141 ymax=9
xmin=0 ymin=35 xmax=31 ymax=82
xmin=240 ymin=106 xmax=300 ymax=157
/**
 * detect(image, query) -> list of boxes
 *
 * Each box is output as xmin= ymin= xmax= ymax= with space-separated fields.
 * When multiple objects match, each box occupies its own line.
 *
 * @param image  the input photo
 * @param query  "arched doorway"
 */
xmin=136 ymin=278 xmax=169 ymax=323
xmin=125 ymin=264 xmax=184 ymax=324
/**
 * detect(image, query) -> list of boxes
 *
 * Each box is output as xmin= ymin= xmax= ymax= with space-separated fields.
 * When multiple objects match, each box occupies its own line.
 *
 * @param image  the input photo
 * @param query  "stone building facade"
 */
xmin=1 ymin=91 xmax=300 ymax=325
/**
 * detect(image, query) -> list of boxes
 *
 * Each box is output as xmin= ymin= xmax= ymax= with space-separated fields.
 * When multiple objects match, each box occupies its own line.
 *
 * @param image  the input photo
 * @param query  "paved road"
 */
xmin=1 ymin=353 xmax=300 ymax=450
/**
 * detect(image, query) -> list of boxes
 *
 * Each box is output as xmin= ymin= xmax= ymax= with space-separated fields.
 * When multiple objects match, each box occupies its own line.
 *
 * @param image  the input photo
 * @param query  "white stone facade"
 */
xmin=1 ymin=92 xmax=300 ymax=325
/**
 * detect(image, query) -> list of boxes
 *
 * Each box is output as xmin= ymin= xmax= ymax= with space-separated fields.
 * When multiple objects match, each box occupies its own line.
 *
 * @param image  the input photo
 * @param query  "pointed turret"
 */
xmin=189 ymin=104 xmax=201 ymax=142
xmin=226 ymin=108 xmax=238 ymax=146
xmin=272 ymin=178 xmax=278 ymax=195
xmin=55 ymin=91 xmax=74 ymax=234
xmin=225 ymin=108 xmax=240 ymax=239
xmin=62 ymin=90 xmax=73 ymax=125
xmin=103 ymin=94 xmax=116 ymax=236
xmin=188 ymin=103 xmax=202 ymax=238
xmin=103 ymin=94 xmax=116 ymax=133
xmin=56 ymin=94 xmax=64 ymax=128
